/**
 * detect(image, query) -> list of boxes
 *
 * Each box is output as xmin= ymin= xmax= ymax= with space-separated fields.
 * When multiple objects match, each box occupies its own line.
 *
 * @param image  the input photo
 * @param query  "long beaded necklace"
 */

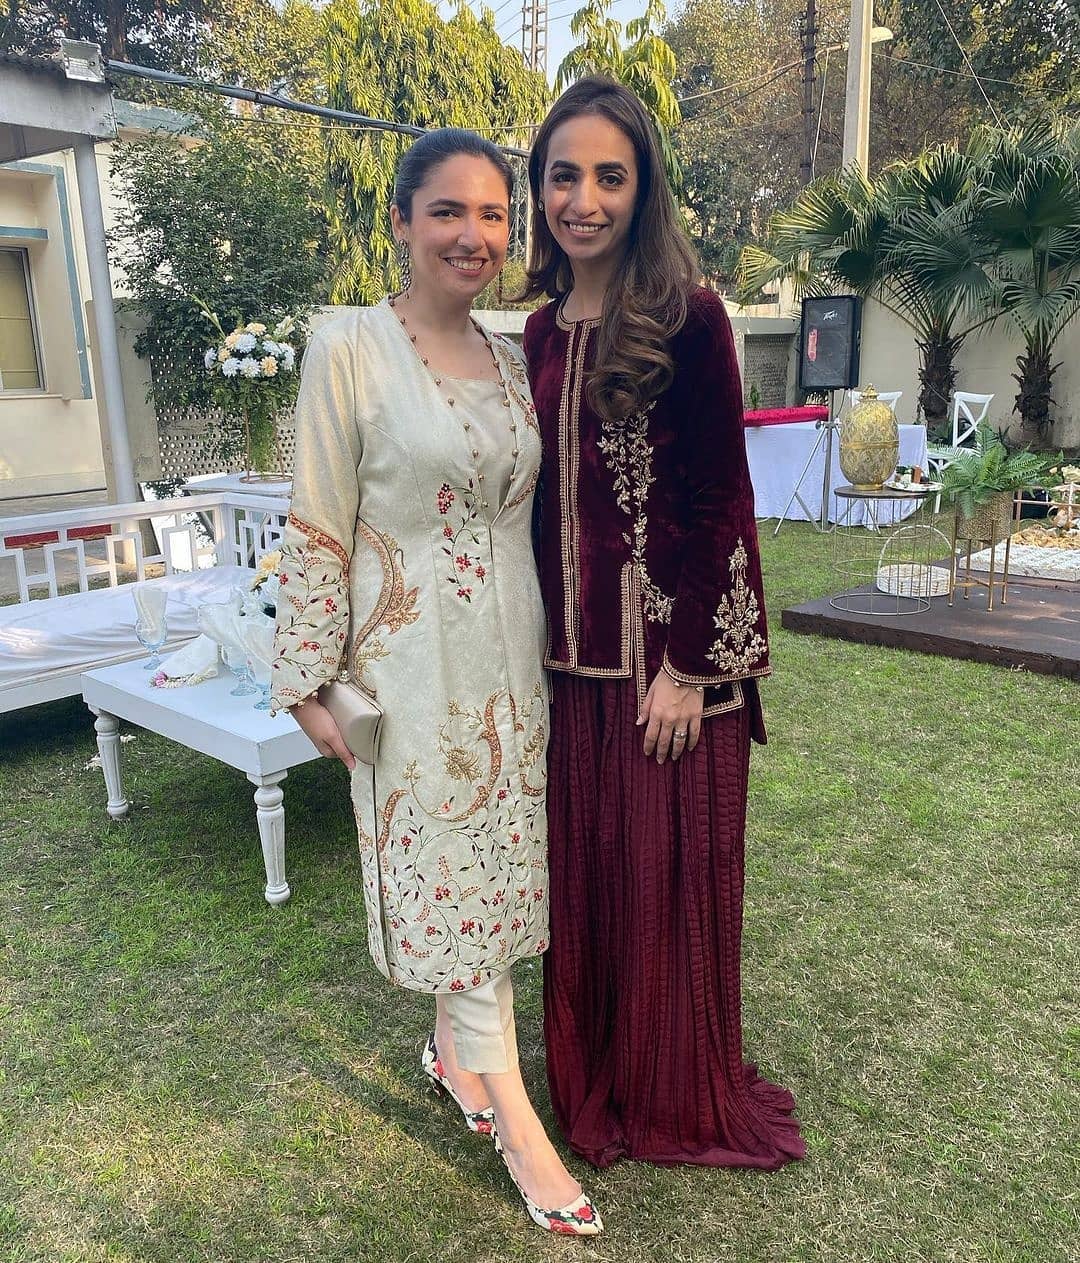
xmin=388 ymin=290 xmax=520 ymax=514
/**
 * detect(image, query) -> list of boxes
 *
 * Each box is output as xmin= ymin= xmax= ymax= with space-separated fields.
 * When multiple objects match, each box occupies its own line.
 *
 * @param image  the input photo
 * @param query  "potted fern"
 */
xmin=940 ymin=425 xmax=1056 ymax=540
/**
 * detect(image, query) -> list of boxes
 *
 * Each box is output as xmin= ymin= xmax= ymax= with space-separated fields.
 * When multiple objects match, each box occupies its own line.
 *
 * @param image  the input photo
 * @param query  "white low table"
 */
xmin=182 ymin=472 xmax=292 ymax=500
xmin=81 ymin=659 xmax=320 ymax=904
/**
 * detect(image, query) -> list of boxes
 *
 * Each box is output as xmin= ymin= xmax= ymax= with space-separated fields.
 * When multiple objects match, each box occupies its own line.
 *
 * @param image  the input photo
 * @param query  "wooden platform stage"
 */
xmin=782 ymin=577 xmax=1080 ymax=680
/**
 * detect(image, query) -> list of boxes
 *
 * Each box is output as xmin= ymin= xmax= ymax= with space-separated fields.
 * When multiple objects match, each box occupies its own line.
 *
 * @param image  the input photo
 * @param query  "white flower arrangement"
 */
xmin=248 ymin=549 xmax=283 ymax=616
xmin=194 ymin=300 xmax=303 ymax=474
xmin=204 ymin=314 xmax=298 ymax=387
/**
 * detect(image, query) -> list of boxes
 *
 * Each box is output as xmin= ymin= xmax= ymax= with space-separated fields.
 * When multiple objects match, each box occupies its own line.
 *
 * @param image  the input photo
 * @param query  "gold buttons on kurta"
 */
xmin=390 ymin=291 xmax=524 ymax=519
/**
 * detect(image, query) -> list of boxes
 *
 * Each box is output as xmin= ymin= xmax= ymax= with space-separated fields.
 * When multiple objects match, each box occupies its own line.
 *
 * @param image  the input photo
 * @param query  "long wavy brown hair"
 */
xmin=523 ymin=76 xmax=699 ymax=422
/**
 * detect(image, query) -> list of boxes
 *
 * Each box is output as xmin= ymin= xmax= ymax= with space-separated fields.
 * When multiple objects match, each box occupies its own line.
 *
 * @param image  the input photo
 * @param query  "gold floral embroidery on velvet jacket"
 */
xmin=351 ymin=519 xmax=420 ymax=691
xmin=356 ymin=688 xmax=549 ymax=991
xmin=707 ymin=539 xmax=768 ymax=674
xmin=597 ymin=402 xmax=674 ymax=625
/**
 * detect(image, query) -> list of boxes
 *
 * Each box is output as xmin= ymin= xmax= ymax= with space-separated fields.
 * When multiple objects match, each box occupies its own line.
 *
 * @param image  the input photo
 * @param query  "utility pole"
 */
xmin=842 ymin=0 xmax=872 ymax=172
xmin=521 ymin=0 xmax=548 ymax=78
xmin=799 ymin=0 xmax=818 ymax=185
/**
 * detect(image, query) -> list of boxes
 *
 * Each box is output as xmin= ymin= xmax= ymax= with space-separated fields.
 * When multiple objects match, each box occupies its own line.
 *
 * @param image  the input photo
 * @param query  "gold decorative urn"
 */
xmin=839 ymin=385 xmax=899 ymax=489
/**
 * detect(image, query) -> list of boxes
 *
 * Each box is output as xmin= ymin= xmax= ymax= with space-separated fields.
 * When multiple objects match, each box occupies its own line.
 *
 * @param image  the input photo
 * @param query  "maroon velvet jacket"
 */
xmin=523 ymin=287 xmax=770 ymax=725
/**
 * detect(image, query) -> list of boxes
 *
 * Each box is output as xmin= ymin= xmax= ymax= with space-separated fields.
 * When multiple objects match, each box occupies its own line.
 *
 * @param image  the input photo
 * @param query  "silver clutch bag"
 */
xmin=321 ymin=673 xmax=384 ymax=766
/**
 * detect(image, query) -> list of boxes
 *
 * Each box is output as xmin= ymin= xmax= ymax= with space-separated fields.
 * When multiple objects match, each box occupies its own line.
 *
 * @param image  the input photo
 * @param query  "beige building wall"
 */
xmin=857 ymin=298 xmax=1080 ymax=450
xmin=0 ymin=103 xmax=193 ymax=502
xmin=0 ymin=153 xmax=105 ymax=499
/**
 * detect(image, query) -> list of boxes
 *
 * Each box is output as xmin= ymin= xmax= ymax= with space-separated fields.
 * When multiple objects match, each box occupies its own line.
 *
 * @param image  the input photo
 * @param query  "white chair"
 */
xmin=847 ymin=388 xmax=902 ymax=412
xmin=926 ymin=391 xmax=994 ymax=478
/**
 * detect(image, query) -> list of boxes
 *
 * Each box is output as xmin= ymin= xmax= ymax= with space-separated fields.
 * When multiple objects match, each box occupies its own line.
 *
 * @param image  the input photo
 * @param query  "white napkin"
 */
xmin=150 ymin=633 xmax=221 ymax=688
xmin=239 ymin=613 xmax=276 ymax=686
xmin=196 ymin=599 xmax=244 ymax=653
xmin=132 ymin=584 xmax=168 ymax=638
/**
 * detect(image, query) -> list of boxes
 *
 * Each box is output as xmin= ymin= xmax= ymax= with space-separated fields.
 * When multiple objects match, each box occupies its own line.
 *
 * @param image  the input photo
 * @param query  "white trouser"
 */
xmin=441 ymin=969 xmax=518 ymax=1074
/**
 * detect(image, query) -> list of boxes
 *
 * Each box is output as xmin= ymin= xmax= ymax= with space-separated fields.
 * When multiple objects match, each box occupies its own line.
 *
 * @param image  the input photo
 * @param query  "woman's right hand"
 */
xmin=291 ymin=695 xmax=356 ymax=770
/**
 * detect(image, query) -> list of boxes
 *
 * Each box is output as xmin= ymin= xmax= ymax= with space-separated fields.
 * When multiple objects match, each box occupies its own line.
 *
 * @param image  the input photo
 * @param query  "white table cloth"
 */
xmin=746 ymin=421 xmax=929 ymax=525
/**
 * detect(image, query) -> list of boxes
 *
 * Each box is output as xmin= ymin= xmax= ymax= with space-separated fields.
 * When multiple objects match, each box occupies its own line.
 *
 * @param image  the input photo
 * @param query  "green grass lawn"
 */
xmin=1 ymin=523 xmax=1076 ymax=1263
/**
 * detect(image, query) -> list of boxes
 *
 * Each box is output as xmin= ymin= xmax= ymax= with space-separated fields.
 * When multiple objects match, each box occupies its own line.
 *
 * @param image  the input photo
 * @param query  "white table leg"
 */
xmin=90 ymin=707 xmax=129 ymax=818
xmin=248 ymin=771 xmax=291 ymax=905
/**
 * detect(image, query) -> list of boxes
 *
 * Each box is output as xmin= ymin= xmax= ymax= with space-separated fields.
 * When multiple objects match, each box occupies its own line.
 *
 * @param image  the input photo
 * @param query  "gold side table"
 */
xmin=830 ymin=486 xmax=942 ymax=615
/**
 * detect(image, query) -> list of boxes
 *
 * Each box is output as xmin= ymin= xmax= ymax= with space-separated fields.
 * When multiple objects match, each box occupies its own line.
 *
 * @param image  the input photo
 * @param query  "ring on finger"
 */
xmin=673 ymin=729 xmax=687 ymax=741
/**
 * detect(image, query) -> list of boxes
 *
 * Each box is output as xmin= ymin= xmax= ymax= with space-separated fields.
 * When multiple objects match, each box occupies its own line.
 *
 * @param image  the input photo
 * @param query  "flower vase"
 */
xmin=241 ymin=405 xmax=286 ymax=484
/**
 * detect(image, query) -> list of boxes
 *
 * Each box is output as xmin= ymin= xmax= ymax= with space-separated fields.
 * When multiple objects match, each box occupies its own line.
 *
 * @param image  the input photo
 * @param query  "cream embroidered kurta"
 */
xmin=270 ymin=301 xmax=549 ymax=994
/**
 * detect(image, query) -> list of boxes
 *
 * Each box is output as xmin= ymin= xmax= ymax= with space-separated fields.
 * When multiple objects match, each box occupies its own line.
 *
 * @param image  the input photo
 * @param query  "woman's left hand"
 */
xmin=638 ymin=670 xmax=704 ymax=764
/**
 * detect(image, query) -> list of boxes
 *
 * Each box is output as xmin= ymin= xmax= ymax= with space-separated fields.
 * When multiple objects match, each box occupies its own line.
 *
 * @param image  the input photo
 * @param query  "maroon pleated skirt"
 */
xmin=543 ymin=672 xmax=806 ymax=1169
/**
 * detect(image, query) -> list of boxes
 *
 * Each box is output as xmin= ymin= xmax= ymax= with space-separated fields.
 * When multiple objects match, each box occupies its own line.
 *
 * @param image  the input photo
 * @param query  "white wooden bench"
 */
xmin=0 ymin=491 xmax=288 ymax=715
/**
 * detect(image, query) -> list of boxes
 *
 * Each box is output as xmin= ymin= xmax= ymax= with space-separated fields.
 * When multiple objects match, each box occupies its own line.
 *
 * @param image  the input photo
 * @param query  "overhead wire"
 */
xmin=677 ymin=57 xmax=805 ymax=106
xmin=811 ymin=46 xmax=831 ymax=177
xmin=928 ymin=0 xmax=1006 ymax=126
xmin=874 ymin=50 xmax=1064 ymax=97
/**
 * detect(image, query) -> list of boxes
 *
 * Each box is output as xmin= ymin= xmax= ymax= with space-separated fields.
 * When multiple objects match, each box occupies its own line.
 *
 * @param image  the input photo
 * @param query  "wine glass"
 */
xmin=133 ymin=585 xmax=168 ymax=669
xmin=135 ymin=618 xmax=168 ymax=670
xmin=222 ymin=640 xmax=257 ymax=697
xmin=243 ymin=617 xmax=276 ymax=712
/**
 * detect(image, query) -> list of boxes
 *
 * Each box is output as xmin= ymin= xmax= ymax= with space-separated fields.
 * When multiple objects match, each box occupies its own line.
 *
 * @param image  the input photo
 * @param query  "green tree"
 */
xmin=896 ymin=0 xmax=1080 ymax=115
xmin=199 ymin=0 xmax=329 ymax=248
xmin=109 ymin=115 xmax=324 ymax=415
xmin=907 ymin=116 xmax=1080 ymax=437
xmin=1 ymin=0 xmax=211 ymax=67
xmin=736 ymin=148 xmax=999 ymax=426
xmin=325 ymin=0 xmax=547 ymax=305
xmin=556 ymin=0 xmax=682 ymax=190
xmin=666 ymin=0 xmax=817 ymax=284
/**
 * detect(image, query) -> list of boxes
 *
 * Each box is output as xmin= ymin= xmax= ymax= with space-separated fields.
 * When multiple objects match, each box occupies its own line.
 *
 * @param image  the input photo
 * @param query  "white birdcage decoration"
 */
xmin=875 ymin=524 xmax=952 ymax=598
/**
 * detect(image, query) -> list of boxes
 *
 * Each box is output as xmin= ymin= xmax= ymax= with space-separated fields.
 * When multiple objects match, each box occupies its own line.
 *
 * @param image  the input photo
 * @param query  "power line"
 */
xmin=104 ymin=60 xmax=530 ymax=157
xmin=215 ymin=112 xmax=536 ymax=139
xmin=811 ymin=46 xmax=831 ymax=176
xmin=678 ymin=58 xmax=803 ymax=106
xmin=929 ymin=0 xmax=1005 ymax=126
xmin=874 ymin=50 xmax=1064 ymax=97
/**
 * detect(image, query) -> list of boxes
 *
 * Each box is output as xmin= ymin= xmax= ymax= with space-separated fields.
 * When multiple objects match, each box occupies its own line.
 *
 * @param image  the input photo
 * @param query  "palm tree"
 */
xmin=909 ymin=117 xmax=1080 ymax=438
xmin=737 ymin=148 xmax=999 ymax=428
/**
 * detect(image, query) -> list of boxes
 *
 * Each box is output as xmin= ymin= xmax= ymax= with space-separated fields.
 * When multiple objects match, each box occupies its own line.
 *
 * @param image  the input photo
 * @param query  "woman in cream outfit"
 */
xmin=270 ymin=129 xmax=601 ymax=1236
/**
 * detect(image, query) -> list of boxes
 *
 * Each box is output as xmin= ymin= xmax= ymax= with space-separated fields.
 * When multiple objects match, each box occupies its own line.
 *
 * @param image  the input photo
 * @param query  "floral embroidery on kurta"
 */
xmin=356 ymin=690 xmax=548 ymax=990
xmin=707 ymin=539 xmax=768 ymax=674
xmin=438 ymin=480 xmax=486 ymax=601
xmin=351 ymin=520 xmax=420 ymax=691
xmin=597 ymin=402 xmax=674 ymax=625
xmin=272 ymin=304 xmax=549 ymax=994
xmin=272 ymin=512 xmax=350 ymax=705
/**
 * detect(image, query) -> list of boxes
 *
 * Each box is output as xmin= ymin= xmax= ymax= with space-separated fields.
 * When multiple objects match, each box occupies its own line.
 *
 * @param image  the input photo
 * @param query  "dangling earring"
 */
xmin=396 ymin=238 xmax=412 ymax=293
xmin=537 ymin=198 xmax=545 ymax=212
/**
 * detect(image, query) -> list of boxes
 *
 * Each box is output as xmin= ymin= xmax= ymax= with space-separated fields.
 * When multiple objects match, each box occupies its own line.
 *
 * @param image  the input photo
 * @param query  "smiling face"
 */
xmin=390 ymin=152 xmax=510 ymax=303
xmin=541 ymin=112 xmax=640 ymax=282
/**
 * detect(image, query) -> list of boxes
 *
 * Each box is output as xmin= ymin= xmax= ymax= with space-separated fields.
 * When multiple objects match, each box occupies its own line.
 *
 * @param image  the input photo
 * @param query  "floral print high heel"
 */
xmin=421 ymin=1034 xmax=496 ymax=1136
xmin=493 ymin=1133 xmax=604 ymax=1236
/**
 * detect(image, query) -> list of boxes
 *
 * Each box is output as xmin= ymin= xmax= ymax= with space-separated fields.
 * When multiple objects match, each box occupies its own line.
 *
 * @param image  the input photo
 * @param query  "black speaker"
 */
xmin=798 ymin=296 xmax=861 ymax=391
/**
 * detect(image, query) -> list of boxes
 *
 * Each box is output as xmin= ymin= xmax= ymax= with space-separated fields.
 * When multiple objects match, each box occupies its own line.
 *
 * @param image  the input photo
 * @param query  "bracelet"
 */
xmin=661 ymin=663 xmax=704 ymax=693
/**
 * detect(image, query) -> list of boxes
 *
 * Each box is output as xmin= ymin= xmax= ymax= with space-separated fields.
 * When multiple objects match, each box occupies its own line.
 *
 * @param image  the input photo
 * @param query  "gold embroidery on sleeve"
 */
xmin=707 ymin=539 xmax=767 ymax=674
xmin=286 ymin=511 xmax=349 ymax=571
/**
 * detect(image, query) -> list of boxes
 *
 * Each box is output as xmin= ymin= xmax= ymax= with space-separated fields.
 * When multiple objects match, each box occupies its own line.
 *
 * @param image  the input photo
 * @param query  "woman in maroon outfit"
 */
xmin=521 ymin=77 xmax=805 ymax=1170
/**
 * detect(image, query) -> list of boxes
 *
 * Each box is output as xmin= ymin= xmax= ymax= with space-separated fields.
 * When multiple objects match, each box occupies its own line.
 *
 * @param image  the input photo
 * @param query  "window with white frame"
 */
xmin=0 ymin=248 xmax=43 ymax=390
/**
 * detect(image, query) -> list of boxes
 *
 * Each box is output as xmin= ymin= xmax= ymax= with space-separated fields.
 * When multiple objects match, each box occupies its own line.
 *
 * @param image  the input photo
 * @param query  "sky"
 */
xmin=461 ymin=0 xmax=651 ymax=85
